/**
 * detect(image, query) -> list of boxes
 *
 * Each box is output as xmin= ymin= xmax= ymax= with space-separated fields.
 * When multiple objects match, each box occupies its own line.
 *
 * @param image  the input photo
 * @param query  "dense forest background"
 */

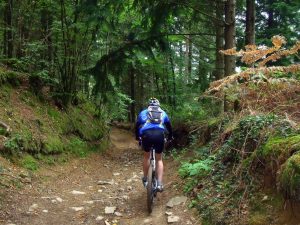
xmin=1 ymin=0 xmax=299 ymax=121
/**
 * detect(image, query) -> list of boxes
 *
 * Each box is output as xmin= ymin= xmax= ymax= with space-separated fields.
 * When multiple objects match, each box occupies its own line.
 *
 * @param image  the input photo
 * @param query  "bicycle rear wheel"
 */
xmin=147 ymin=165 xmax=154 ymax=213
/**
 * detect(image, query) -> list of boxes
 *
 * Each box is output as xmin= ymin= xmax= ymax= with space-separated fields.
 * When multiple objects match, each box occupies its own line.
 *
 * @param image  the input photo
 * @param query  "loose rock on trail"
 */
xmin=0 ymin=128 xmax=200 ymax=225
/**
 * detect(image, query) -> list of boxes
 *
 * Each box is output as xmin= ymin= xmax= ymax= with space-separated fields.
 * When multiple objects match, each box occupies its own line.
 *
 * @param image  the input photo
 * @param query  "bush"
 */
xmin=42 ymin=136 xmax=65 ymax=154
xmin=21 ymin=154 xmax=38 ymax=171
xmin=66 ymin=137 xmax=89 ymax=157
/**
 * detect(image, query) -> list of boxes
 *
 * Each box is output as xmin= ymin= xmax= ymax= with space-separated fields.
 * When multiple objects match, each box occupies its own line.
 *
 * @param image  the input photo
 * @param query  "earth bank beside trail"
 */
xmin=0 ymin=127 xmax=200 ymax=225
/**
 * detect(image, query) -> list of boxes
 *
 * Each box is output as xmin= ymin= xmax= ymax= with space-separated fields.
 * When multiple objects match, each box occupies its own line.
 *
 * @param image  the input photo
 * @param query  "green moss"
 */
xmin=259 ymin=135 xmax=300 ymax=160
xmin=42 ymin=136 xmax=65 ymax=154
xmin=66 ymin=137 xmax=89 ymax=157
xmin=248 ymin=213 xmax=269 ymax=225
xmin=278 ymin=152 xmax=300 ymax=200
xmin=47 ymin=107 xmax=61 ymax=120
xmin=63 ymin=107 xmax=105 ymax=141
xmin=21 ymin=154 xmax=38 ymax=171
xmin=0 ymin=127 xmax=6 ymax=136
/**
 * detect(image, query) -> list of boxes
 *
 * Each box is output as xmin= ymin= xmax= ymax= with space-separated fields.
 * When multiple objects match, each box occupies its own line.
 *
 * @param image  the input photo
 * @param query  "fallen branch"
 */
xmin=0 ymin=121 xmax=11 ymax=134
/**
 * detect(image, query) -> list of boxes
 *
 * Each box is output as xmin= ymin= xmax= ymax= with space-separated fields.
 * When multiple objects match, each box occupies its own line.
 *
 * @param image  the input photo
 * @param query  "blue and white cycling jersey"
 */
xmin=136 ymin=109 xmax=171 ymax=136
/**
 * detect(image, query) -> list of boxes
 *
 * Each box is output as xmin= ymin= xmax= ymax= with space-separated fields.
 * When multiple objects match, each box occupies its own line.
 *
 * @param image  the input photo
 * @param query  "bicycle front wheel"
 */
xmin=147 ymin=165 xmax=154 ymax=213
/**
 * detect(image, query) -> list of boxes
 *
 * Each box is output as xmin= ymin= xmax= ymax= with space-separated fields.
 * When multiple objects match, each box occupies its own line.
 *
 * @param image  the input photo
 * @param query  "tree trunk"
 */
xmin=245 ymin=0 xmax=255 ymax=45
xmin=179 ymin=42 xmax=183 ymax=77
xmin=130 ymin=64 xmax=135 ymax=123
xmin=3 ymin=0 xmax=13 ymax=58
xmin=267 ymin=0 xmax=274 ymax=30
xmin=41 ymin=8 xmax=53 ymax=62
xmin=169 ymin=45 xmax=176 ymax=108
xmin=185 ymin=31 xmax=192 ymax=84
xmin=224 ymin=0 xmax=236 ymax=76
xmin=214 ymin=0 xmax=224 ymax=80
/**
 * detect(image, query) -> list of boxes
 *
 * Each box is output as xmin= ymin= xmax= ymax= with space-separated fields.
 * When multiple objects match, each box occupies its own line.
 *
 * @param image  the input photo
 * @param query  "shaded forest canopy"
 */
xmin=0 ymin=0 xmax=299 ymax=121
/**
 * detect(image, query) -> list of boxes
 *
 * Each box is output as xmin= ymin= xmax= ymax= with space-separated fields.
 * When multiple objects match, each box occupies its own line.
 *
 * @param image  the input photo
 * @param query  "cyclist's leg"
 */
xmin=152 ymin=130 xmax=164 ymax=190
xmin=143 ymin=151 xmax=151 ymax=178
xmin=141 ymin=131 xmax=151 ymax=183
xmin=155 ymin=153 xmax=163 ymax=183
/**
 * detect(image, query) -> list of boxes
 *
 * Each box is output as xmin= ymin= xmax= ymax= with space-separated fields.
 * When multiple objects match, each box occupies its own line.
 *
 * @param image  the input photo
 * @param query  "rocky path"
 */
xmin=0 ymin=128 xmax=200 ymax=225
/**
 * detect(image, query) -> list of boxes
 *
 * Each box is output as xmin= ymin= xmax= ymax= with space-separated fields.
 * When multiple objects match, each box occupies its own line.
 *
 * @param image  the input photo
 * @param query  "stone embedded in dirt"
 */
xmin=166 ymin=196 xmax=188 ymax=208
xmin=114 ymin=211 xmax=122 ymax=217
xmin=122 ymin=195 xmax=129 ymax=200
xmin=56 ymin=197 xmax=63 ymax=202
xmin=97 ymin=180 xmax=114 ymax=185
xmin=126 ymin=178 xmax=132 ymax=183
xmin=105 ymin=206 xmax=116 ymax=214
xmin=118 ymin=188 xmax=125 ymax=192
xmin=70 ymin=190 xmax=86 ymax=195
xmin=98 ymin=189 xmax=103 ymax=193
xmin=132 ymin=174 xmax=138 ymax=179
xmin=113 ymin=172 xmax=120 ymax=176
xmin=83 ymin=200 xmax=94 ymax=204
xmin=96 ymin=216 xmax=104 ymax=221
xmin=127 ymin=186 xmax=133 ymax=191
xmin=28 ymin=203 xmax=38 ymax=212
xmin=42 ymin=210 xmax=48 ymax=213
xmin=165 ymin=211 xmax=173 ymax=215
xmin=143 ymin=218 xmax=152 ymax=223
xmin=167 ymin=215 xmax=180 ymax=223
xmin=104 ymin=220 xmax=111 ymax=225
xmin=70 ymin=207 xmax=84 ymax=211
xmin=262 ymin=195 xmax=268 ymax=201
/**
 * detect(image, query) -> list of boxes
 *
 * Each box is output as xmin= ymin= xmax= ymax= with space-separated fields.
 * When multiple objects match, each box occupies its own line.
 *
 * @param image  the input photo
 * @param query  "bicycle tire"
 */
xmin=147 ymin=165 xmax=154 ymax=213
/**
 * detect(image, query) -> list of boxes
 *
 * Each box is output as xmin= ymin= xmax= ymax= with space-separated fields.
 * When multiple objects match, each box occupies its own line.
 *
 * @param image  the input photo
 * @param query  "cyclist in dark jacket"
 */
xmin=135 ymin=97 xmax=173 ymax=192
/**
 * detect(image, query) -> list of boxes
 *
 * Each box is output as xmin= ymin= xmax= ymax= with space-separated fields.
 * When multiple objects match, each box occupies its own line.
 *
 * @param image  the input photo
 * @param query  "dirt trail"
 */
xmin=0 ymin=128 xmax=200 ymax=225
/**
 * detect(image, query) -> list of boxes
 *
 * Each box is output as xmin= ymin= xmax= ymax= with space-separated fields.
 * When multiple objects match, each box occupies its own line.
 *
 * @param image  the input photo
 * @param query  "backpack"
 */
xmin=147 ymin=106 xmax=163 ymax=124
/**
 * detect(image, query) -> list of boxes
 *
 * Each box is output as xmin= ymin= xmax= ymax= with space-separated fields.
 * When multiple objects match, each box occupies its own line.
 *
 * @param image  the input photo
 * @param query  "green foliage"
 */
xmin=4 ymin=132 xmax=42 ymax=155
xmin=3 ymin=134 xmax=23 ymax=154
xmin=98 ymin=87 xmax=133 ymax=121
xmin=43 ymin=136 xmax=65 ymax=155
xmin=66 ymin=137 xmax=89 ymax=157
xmin=220 ymin=114 xmax=278 ymax=161
xmin=21 ymin=154 xmax=38 ymax=171
xmin=0 ymin=68 xmax=22 ymax=87
xmin=179 ymin=157 xmax=214 ymax=178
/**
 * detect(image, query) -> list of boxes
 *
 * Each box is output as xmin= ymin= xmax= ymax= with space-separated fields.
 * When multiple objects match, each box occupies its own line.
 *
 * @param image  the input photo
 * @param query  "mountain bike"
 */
xmin=147 ymin=146 xmax=158 ymax=214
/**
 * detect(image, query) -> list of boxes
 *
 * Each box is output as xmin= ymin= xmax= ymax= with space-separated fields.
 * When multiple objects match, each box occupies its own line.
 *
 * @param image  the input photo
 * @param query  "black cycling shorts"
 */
xmin=141 ymin=129 xmax=165 ymax=153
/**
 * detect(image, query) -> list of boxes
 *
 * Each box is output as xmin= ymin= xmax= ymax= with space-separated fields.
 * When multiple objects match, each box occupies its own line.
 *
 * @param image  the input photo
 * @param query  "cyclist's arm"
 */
xmin=135 ymin=120 xmax=141 ymax=140
xmin=135 ymin=113 xmax=144 ymax=140
xmin=164 ymin=114 xmax=173 ymax=139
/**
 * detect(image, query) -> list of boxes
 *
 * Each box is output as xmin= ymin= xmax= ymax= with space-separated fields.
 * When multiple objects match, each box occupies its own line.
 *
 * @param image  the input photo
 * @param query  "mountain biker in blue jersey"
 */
xmin=135 ymin=97 xmax=173 ymax=192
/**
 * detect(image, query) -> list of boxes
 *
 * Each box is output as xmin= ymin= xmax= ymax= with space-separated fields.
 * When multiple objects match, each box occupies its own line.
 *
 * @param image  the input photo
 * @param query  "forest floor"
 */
xmin=0 ymin=127 xmax=200 ymax=225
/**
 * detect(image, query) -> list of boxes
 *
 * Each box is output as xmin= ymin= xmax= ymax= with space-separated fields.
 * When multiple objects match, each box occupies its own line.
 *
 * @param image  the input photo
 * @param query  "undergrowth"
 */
xmin=179 ymin=112 xmax=300 ymax=224
xmin=0 ymin=74 xmax=109 ymax=171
